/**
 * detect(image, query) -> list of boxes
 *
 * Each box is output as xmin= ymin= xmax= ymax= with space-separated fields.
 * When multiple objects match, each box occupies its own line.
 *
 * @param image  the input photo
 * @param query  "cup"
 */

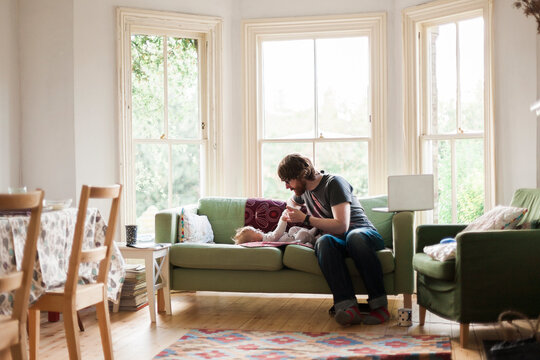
xmin=397 ymin=308 xmax=413 ymax=327
xmin=125 ymin=225 xmax=138 ymax=246
xmin=8 ymin=186 xmax=27 ymax=194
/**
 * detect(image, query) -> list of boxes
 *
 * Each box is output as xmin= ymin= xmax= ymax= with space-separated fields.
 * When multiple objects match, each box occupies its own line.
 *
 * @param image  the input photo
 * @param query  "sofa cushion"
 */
xmin=282 ymin=245 xmax=395 ymax=275
xmin=359 ymin=195 xmax=394 ymax=248
xmin=169 ymin=243 xmax=283 ymax=271
xmin=198 ymin=198 xmax=246 ymax=244
xmin=413 ymin=252 xmax=455 ymax=281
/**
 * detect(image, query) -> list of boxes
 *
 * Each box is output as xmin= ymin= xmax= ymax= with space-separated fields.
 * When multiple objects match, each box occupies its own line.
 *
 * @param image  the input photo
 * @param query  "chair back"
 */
xmin=0 ymin=190 xmax=44 ymax=346
xmin=64 ymin=185 xmax=122 ymax=296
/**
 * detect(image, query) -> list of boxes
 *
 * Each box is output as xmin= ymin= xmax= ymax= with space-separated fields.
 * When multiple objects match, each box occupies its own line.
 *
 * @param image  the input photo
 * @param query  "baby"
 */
xmin=234 ymin=210 xmax=319 ymax=245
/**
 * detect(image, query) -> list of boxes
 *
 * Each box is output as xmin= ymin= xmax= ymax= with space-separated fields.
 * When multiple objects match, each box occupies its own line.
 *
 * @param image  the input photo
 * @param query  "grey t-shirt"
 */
xmin=293 ymin=173 xmax=375 ymax=233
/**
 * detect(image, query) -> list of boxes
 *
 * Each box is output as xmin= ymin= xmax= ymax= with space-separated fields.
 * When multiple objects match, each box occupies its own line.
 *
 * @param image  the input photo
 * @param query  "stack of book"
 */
xmin=117 ymin=264 xmax=148 ymax=311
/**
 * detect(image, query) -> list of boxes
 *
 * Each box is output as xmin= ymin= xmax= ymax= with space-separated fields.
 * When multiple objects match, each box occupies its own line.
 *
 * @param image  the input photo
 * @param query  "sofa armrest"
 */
xmin=154 ymin=204 xmax=199 ymax=244
xmin=416 ymin=224 xmax=467 ymax=253
xmin=155 ymin=208 xmax=183 ymax=244
xmin=392 ymin=211 xmax=414 ymax=293
xmin=456 ymin=229 xmax=540 ymax=319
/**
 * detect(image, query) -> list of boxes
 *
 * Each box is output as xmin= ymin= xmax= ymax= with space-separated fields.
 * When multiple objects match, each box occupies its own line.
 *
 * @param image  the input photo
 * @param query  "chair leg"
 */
xmin=419 ymin=305 xmax=426 ymax=326
xmin=460 ymin=323 xmax=469 ymax=348
xmin=63 ymin=308 xmax=81 ymax=360
xmin=77 ymin=312 xmax=84 ymax=332
xmin=11 ymin=321 xmax=29 ymax=360
xmin=95 ymin=300 xmax=114 ymax=360
xmin=28 ymin=309 xmax=40 ymax=360
xmin=403 ymin=293 xmax=412 ymax=309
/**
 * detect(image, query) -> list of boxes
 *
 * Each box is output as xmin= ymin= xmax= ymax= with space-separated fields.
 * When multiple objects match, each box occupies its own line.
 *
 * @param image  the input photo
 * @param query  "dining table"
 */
xmin=0 ymin=207 xmax=126 ymax=316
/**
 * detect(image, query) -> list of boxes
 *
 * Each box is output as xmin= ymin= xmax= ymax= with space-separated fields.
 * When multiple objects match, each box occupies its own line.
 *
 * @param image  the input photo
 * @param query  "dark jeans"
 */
xmin=314 ymin=227 xmax=387 ymax=309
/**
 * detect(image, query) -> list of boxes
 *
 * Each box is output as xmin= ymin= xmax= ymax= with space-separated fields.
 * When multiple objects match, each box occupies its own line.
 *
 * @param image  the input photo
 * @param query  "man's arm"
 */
xmin=286 ymin=202 xmax=350 ymax=235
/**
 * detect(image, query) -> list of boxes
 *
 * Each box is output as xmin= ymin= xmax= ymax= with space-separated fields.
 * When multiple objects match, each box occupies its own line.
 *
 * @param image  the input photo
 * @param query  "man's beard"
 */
xmin=293 ymin=179 xmax=307 ymax=196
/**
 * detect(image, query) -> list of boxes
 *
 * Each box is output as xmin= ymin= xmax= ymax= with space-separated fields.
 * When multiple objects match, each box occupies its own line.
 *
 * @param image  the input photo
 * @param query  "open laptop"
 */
xmin=374 ymin=174 xmax=434 ymax=212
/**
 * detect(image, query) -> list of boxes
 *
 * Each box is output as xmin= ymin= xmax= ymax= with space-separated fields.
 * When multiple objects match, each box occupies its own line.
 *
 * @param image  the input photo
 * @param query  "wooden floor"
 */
xmin=30 ymin=292 xmax=506 ymax=359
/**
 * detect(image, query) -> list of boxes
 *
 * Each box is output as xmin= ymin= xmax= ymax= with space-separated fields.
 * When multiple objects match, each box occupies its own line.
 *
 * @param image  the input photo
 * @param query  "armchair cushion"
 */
xmin=413 ymin=253 xmax=455 ymax=281
xmin=461 ymin=205 xmax=527 ymax=232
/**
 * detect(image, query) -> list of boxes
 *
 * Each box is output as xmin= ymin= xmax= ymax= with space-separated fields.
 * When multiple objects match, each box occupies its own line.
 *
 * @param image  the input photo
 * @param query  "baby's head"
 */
xmin=233 ymin=226 xmax=263 ymax=244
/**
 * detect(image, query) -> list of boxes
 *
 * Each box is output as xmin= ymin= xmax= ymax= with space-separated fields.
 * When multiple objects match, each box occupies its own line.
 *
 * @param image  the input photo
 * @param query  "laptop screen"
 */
xmin=387 ymin=175 xmax=434 ymax=211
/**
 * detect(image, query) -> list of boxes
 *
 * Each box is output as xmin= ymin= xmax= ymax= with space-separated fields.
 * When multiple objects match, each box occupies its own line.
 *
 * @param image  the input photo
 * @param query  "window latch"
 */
xmin=160 ymin=134 xmax=166 ymax=140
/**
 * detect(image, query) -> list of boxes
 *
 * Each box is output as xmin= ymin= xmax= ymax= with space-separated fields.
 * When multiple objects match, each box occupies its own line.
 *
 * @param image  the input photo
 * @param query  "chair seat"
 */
xmin=413 ymin=252 xmax=455 ymax=281
xmin=32 ymin=283 xmax=106 ymax=312
xmin=0 ymin=315 xmax=19 ymax=349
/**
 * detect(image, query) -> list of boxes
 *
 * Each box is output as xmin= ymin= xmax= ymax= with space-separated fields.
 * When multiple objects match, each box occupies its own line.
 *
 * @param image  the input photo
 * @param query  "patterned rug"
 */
xmin=154 ymin=328 xmax=451 ymax=359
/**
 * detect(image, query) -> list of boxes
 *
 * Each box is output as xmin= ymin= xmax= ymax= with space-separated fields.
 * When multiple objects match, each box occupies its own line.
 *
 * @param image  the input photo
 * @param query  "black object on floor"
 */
xmin=483 ymin=338 xmax=540 ymax=360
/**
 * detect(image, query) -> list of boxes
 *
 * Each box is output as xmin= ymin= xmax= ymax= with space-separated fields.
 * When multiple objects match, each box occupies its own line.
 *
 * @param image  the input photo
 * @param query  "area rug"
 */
xmin=154 ymin=328 xmax=451 ymax=359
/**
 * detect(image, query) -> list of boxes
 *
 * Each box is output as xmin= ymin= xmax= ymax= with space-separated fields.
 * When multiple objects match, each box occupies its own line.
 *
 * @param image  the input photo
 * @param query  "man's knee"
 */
xmin=345 ymin=230 xmax=371 ymax=252
xmin=314 ymin=234 xmax=334 ymax=254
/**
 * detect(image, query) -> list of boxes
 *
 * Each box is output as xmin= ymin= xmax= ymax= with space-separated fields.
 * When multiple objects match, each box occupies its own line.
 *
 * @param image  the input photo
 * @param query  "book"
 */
xmin=126 ymin=242 xmax=170 ymax=249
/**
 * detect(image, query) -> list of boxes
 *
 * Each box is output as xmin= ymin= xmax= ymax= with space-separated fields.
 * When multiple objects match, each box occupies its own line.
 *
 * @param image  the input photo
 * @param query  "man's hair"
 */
xmin=277 ymin=153 xmax=318 ymax=182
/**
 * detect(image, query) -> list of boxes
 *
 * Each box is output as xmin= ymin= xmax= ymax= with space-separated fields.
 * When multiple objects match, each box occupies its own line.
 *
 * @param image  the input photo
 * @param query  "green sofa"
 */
xmin=155 ymin=195 xmax=414 ymax=307
xmin=413 ymin=188 xmax=540 ymax=347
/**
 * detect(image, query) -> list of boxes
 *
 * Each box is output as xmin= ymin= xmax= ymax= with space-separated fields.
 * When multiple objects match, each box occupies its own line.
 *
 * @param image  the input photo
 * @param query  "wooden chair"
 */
xmin=28 ymin=185 xmax=122 ymax=360
xmin=0 ymin=190 xmax=44 ymax=360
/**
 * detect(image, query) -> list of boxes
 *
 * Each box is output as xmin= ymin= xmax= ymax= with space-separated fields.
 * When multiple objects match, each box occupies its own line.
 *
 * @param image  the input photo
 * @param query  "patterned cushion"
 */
xmin=244 ymin=198 xmax=307 ymax=233
xmin=461 ymin=205 xmax=528 ymax=232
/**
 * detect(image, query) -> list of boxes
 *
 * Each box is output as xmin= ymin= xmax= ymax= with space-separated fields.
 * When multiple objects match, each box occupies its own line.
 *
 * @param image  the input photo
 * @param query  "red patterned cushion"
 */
xmin=244 ymin=198 xmax=285 ymax=233
xmin=244 ymin=198 xmax=308 ymax=233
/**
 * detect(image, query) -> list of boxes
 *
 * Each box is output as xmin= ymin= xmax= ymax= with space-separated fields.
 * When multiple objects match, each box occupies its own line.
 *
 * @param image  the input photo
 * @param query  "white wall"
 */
xmin=19 ymin=0 xmax=76 ymax=200
xmin=0 ymin=0 xmax=20 ymax=191
xmin=493 ymin=0 xmax=538 ymax=204
xmin=13 ymin=0 xmax=539 ymax=207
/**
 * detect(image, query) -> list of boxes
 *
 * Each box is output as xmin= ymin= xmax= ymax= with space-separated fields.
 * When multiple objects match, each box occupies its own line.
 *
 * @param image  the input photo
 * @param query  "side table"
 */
xmin=114 ymin=243 xmax=172 ymax=322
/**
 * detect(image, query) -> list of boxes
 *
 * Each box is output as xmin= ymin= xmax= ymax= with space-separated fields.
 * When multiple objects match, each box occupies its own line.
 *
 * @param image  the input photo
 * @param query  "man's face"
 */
xmin=285 ymin=178 xmax=306 ymax=196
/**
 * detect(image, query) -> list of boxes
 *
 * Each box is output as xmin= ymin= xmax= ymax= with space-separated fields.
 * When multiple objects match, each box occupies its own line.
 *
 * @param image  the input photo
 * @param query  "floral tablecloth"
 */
xmin=0 ymin=208 xmax=126 ymax=315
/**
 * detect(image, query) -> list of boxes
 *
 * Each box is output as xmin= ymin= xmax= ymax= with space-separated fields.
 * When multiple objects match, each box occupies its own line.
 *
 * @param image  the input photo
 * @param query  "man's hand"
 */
xmin=286 ymin=206 xmax=307 ymax=223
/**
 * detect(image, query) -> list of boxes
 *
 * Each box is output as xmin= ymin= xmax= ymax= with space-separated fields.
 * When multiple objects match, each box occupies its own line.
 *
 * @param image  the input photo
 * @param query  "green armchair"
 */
xmin=413 ymin=188 xmax=540 ymax=347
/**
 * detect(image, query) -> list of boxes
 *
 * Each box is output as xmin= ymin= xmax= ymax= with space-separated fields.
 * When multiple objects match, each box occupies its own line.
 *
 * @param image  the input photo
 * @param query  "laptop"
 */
xmin=374 ymin=174 xmax=434 ymax=212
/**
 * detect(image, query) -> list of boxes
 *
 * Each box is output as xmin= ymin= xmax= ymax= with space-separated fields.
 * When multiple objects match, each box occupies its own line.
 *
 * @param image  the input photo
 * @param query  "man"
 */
xmin=277 ymin=153 xmax=389 ymax=325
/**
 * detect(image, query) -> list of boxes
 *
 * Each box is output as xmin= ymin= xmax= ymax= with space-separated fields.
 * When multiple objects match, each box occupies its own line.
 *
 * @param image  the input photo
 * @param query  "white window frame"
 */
xmin=242 ymin=14 xmax=387 ymax=197
xmin=117 ymin=8 xmax=223 ymax=230
xmin=402 ymin=0 xmax=495 ymax=218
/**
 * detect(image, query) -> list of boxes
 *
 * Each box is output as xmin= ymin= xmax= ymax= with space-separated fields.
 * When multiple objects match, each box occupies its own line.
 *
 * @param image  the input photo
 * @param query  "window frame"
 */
xmin=242 ymin=13 xmax=387 ymax=197
xmin=402 ymin=0 xmax=495 ymax=220
xmin=117 ymin=8 xmax=223 ymax=231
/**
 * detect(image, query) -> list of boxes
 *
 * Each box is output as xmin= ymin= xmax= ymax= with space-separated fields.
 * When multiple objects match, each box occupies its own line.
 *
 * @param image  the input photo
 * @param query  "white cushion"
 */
xmin=178 ymin=209 xmax=214 ymax=243
xmin=423 ymin=243 xmax=457 ymax=262
xmin=461 ymin=205 xmax=528 ymax=232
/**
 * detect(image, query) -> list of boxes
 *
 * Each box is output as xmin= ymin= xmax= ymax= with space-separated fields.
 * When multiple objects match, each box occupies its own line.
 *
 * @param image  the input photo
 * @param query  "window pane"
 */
xmin=168 ymin=37 xmax=200 ymax=139
xmin=135 ymin=143 xmax=168 ymax=233
xmin=172 ymin=144 xmax=201 ymax=205
xmin=315 ymin=142 xmax=368 ymax=196
xmin=262 ymin=40 xmax=315 ymax=139
xmin=424 ymin=140 xmax=452 ymax=224
xmin=456 ymin=139 xmax=484 ymax=223
xmin=428 ymin=24 xmax=456 ymax=134
xmin=261 ymin=142 xmax=313 ymax=199
xmin=459 ymin=18 xmax=484 ymax=132
xmin=317 ymin=37 xmax=370 ymax=138
xmin=131 ymin=35 xmax=164 ymax=139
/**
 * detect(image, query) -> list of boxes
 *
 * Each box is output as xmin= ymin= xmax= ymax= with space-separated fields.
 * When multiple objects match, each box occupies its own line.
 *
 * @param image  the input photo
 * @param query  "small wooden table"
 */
xmin=113 ymin=243 xmax=172 ymax=322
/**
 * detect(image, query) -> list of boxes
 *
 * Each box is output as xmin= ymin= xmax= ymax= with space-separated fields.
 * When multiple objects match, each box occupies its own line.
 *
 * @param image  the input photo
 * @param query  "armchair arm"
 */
xmin=392 ymin=211 xmax=414 ymax=293
xmin=456 ymin=229 xmax=540 ymax=321
xmin=416 ymin=224 xmax=467 ymax=253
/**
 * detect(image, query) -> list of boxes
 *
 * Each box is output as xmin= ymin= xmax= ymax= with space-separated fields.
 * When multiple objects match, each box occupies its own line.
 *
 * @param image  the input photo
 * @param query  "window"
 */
xmin=118 ymin=8 xmax=222 ymax=235
xmin=403 ymin=0 xmax=494 ymax=224
xmin=243 ymin=14 xmax=387 ymax=199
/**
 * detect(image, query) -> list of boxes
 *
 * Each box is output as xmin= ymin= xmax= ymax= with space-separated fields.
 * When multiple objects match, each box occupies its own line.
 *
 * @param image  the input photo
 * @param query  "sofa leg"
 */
xmin=419 ymin=305 xmax=426 ymax=325
xmin=403 ymin=294 xmax=412 ymax=309
xmin=460 ymin=323 xmax=469 ymax=348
